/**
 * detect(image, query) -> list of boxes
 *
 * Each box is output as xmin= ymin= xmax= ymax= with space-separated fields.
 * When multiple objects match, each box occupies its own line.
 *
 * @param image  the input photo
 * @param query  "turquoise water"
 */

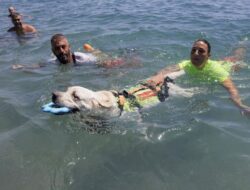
xmin=1 ymin=0 xmax=250 ymax=189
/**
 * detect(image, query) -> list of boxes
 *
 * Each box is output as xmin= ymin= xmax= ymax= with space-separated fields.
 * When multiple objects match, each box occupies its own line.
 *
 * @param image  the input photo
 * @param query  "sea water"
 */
xmin=0 ymin=0 xmax=250 ymax=189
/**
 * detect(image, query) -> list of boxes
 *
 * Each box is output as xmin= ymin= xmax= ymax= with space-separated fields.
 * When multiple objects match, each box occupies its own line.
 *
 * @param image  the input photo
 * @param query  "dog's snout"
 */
xmin=52 ymin=91 xmax=60 ymax=103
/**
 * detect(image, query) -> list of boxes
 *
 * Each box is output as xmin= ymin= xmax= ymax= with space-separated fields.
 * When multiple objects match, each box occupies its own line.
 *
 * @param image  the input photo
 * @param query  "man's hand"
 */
xmin=140 ymin=80 xmax=164 ymax=93
xmin=12 ymin=64 xmax=24 ymax=69
xmin=240 ymin=105 xmax=250 ymax=116
xmin=141 ymin=80 xmax=158 ymax=91
xmin=222 ymin=78 xmax=250 ymax=116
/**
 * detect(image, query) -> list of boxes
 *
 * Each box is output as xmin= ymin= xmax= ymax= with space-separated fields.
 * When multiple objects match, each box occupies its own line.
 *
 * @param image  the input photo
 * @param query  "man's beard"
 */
xmin=56 ymin=53 xmax=70 ymax=64
xmin=15 ymin=23 xmax=22 ymax=29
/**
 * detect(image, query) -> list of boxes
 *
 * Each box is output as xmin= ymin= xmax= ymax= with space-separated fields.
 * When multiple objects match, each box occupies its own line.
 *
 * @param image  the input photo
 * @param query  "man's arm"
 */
xmin=145 ymin=64 xmax=182 ymax=86
xmin=7 ymin=27 xmax=15 ymax=32
xmin=222 ymin=78 xmax=250 ymax=114
xmin=12 ymin=63 xmax=46 ymax=70
xmin=23 ymin=24 xmax=37 ymax=33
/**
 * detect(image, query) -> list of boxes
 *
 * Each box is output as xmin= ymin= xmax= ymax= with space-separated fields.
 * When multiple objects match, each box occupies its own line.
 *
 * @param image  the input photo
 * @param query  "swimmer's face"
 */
xmin=190 ymin=41 xmax=210 ymax=69
xmin=12 ymin=15 xmax=22 ymax=27
xmin=52 ymin=38 xmax=72 ymax=64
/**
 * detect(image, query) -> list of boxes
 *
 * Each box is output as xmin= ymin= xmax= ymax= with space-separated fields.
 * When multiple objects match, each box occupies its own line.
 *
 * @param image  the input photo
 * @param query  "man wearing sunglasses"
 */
xmin=146 ymin=39 xmax=250 ymax=115
xmin=8 ymin=13 xmax=36 ymax=35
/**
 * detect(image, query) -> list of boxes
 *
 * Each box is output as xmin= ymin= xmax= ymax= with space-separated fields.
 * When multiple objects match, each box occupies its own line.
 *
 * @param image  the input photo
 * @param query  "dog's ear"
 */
xmin=94 ymin=91 xmax=116 ymax=108
xmin=70 ymin=89 xmax=94 ymax=109
xmin=72 ymin=91 xmax=80 ymax=101
xmin=97 ymin=99 xmax=114 ymax=108
xmin=84 ymin=98 xmax=112 ymax=109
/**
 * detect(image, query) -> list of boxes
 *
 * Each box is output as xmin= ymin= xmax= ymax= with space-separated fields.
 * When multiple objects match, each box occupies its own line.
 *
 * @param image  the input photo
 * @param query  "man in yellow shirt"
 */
xmin=146 ymin=39 xmax=250 ymax=115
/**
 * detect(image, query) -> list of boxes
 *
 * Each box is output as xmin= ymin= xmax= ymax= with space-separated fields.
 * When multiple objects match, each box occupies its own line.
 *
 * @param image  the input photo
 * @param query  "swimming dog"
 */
xmin=51 ymin=71 xmax=195 ymax=118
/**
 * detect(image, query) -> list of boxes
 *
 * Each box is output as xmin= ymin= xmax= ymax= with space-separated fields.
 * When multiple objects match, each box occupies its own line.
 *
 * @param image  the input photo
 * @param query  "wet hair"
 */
xmin=50 ymin=33 xmax=67 ymax=44
xmin=194 ymin=39 xmax=211 ymax=54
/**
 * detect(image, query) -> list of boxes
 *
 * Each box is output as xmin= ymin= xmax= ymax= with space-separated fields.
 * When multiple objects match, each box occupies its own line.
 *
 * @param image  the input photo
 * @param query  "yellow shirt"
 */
xmin=178 ymin=59 xmax=232 ymax=83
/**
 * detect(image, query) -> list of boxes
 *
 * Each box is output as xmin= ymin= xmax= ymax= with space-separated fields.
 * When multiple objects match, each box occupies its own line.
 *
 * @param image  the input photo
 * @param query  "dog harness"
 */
xmin=114 ymin=76 xmax=174 ymax=113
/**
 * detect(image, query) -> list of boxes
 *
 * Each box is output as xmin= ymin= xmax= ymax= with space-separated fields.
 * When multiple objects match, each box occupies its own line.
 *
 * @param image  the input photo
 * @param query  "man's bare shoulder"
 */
xmin=23 ymin=24 xmax=37 ymax=33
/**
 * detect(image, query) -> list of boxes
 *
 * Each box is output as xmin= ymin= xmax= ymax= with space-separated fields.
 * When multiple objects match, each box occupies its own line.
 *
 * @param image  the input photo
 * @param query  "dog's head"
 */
xmin=52 ymin=86 xmax=118 ymax=112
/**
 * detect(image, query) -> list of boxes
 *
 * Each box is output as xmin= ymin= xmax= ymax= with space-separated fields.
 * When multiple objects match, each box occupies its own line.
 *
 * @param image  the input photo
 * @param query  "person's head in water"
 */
xmin=8 ymin=6 xmax=17 ymax=17
xmin=11 ymin=13 xmax=23 ymax=28
xmin=190 ymin=39 xmax=211 ymax=69
xmin=51 ymin=34 xmax=73 ymax=64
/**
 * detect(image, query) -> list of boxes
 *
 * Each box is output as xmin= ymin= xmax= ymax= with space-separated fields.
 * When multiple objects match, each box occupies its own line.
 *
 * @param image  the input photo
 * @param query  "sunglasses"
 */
xmin=191 ymin=48 xmax=206 ymax=54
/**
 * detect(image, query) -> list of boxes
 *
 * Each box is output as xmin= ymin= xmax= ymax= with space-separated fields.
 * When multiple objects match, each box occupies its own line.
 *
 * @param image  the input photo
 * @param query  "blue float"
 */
xmin=42 ymin=102 xmax=71 ymax=115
